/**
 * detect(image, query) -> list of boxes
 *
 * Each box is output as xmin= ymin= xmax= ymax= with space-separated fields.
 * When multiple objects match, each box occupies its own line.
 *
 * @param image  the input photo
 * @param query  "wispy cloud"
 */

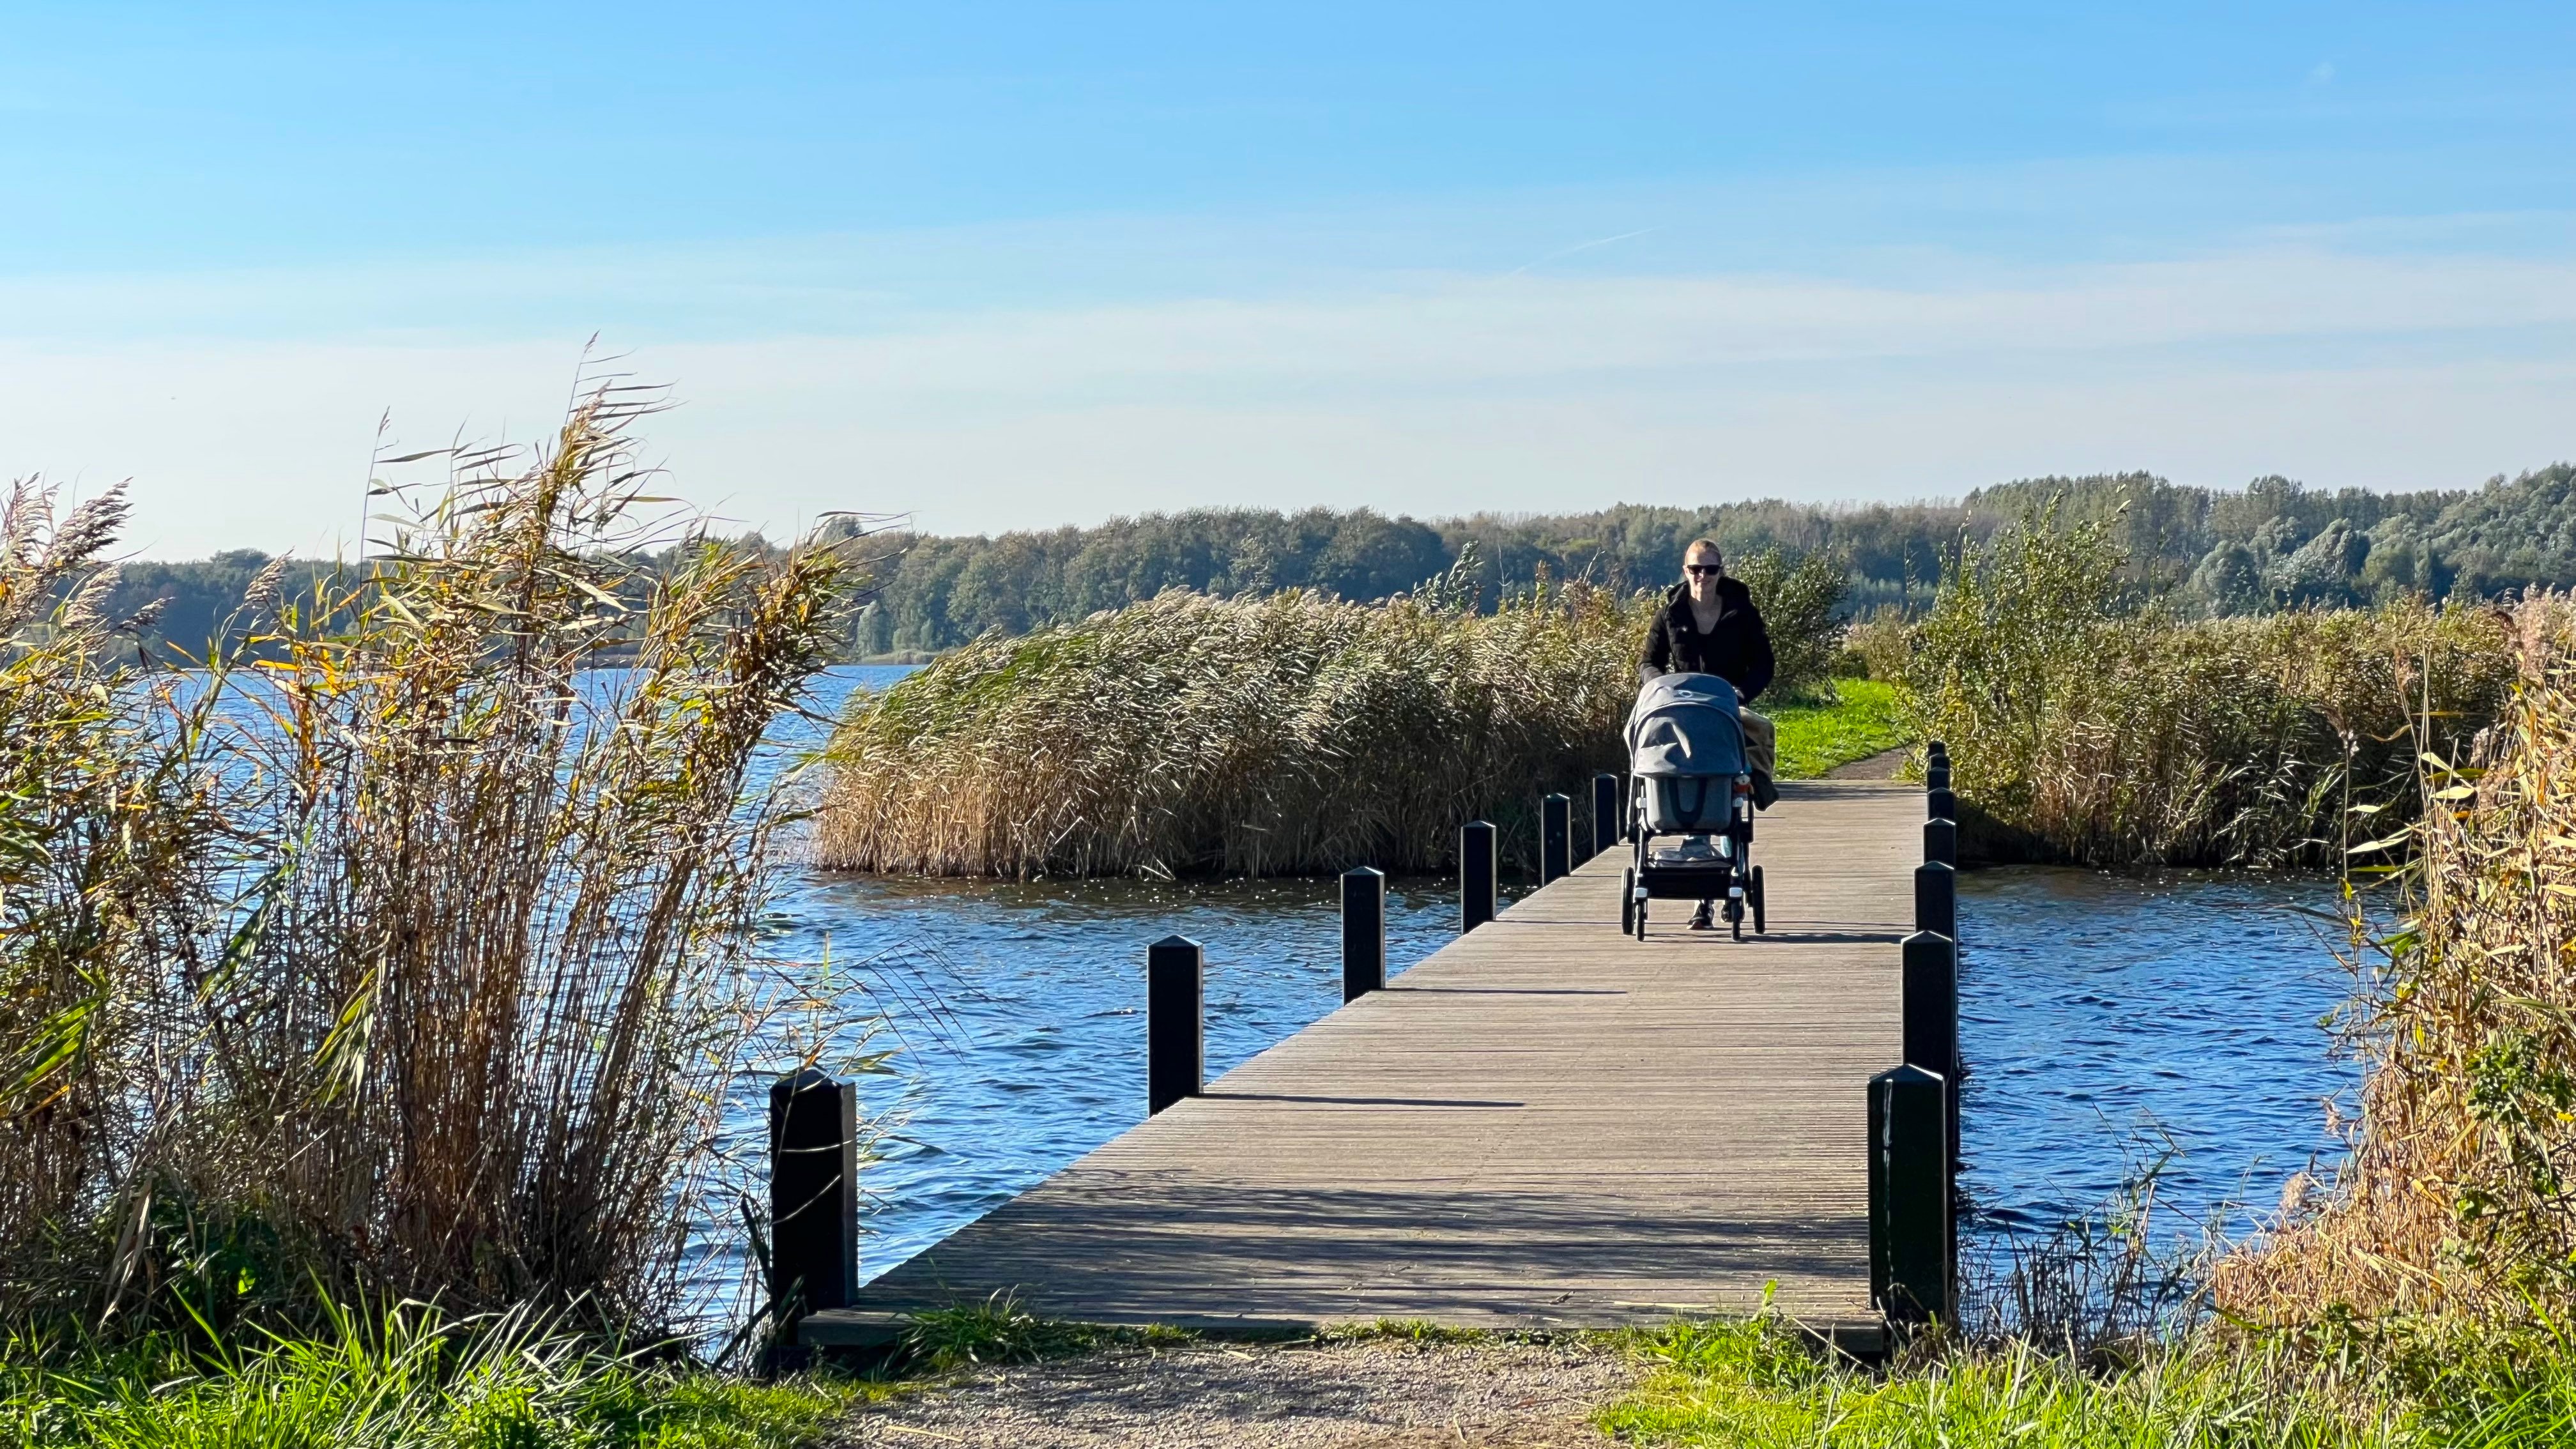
xmin=5 ymin=237 xmax=2570 ymax=554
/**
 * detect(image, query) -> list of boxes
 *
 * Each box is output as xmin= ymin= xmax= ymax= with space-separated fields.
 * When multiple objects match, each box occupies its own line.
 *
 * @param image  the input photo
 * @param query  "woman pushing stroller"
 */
xmin=1637 ymin=539 xmax=1779 ymax=930
xmin=1639 ymin=538 xmax=1779 ymax=795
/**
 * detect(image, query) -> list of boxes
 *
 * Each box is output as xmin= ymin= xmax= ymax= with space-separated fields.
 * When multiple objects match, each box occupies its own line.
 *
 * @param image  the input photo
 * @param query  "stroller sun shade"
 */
xmin=1627 ymin=673 xmax=1748 ymax=778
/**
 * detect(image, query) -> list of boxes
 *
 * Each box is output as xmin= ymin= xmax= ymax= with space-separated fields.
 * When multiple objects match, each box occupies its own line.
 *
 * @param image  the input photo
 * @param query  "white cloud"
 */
xmin=3 ymin=243 xmax=2570 ymax=553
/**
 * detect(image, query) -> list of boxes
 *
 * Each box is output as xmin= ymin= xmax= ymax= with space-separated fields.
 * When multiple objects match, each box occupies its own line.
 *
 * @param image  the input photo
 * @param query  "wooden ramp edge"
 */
xmin=806 ymin=778 xmax=1919 ymax=1350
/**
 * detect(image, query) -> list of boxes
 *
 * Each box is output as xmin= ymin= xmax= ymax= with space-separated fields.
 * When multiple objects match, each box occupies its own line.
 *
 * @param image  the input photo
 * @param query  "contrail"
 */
xmin=1508 ymin=226 xmax=1660 ymax=276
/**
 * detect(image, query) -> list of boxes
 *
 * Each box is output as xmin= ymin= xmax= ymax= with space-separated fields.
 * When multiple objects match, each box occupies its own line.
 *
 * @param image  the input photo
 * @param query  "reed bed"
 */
xmin=2214 ymin=594 xmax=2576 ymax=1336
xmin=815 ymin=581 xmax=1649 ymax=878
xmin=1908 ymin=509 xmax=2518 ymax=866
xmin=0 ymin=392 xmax=864 ymax=1338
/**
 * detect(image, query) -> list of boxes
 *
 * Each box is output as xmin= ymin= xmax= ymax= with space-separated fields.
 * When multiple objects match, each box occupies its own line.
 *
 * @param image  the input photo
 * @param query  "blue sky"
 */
xmin=3 ymin=3 xmax=2572 ymax=552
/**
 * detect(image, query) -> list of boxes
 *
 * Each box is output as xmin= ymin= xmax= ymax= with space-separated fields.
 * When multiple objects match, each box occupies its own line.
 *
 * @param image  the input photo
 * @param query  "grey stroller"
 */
xmin=1623 ymin=673 xmax=1765 ymax=940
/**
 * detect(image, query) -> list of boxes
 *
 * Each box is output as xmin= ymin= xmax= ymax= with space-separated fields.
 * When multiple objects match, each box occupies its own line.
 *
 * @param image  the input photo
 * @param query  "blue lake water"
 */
xmin=749 ymin=668 xmax=2357 ymax=1305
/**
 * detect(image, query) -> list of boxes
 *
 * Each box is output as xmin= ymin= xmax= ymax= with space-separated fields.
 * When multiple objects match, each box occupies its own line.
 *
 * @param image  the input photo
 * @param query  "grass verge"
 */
xmin=0 ymin=1303 xmax=885 ymax=1449
xmin=1597 ymin=1319 xmax=2398 ymax=1448
xmin=1595 ymin=1315 xmax=2576 ymax=1448
xmin=1768 ymin=678 xmax=1910 ymax=780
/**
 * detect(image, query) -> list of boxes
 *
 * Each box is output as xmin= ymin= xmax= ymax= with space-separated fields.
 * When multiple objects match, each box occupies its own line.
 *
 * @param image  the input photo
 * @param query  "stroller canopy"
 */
xmin=1627 ymin=673 xmax=1747 ymax=777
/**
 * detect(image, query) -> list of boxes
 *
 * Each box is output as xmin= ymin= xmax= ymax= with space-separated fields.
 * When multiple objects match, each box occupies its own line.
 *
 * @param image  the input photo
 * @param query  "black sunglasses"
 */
xmin=1684 ymin=564 xmax=1722 ymax=575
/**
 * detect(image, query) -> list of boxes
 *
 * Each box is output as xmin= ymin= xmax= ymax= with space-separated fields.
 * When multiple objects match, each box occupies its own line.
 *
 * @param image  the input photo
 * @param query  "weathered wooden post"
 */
xmin=1460 ymin=820 xmax=1497 ymax=931
xmin=1591 ymin=772 xmax=1620 ymax=857
xmin=767 ymin=1069 xmax=859 ymax=1347
xmin=1147 ymin=936 xmax=1204 ymax=1115
xmin=1342 ymin=867 xmax=1386 ymax=1003
xmin=1914 ymin=859 xmax=1956 ymax=943
xmin=1867 ymin=1064 xmax=1953 ymax=1327
xmin=1540 ymin=793 xmax=1571 ymax=884
xmin=1924 ymin=815 xmax=1958 ymax=867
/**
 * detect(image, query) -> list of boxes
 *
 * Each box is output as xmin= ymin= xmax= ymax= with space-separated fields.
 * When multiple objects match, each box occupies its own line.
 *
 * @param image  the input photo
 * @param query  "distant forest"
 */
xmin=95 ymin=462 xmax=2576 ymax=662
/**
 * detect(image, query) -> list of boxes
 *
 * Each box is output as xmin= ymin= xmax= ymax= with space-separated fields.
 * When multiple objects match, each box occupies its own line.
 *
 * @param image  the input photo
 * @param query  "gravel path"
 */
xmin=831 ymin=1337 xmax=1634 ymax=1448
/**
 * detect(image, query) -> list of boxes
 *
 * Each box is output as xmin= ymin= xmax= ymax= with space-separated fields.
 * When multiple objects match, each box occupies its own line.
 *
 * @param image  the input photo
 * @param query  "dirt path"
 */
xmin=832 ymin=1337 xmax=1634 ymax=1448
xmin=1824 ymin=746 xmax=1909 ymax=780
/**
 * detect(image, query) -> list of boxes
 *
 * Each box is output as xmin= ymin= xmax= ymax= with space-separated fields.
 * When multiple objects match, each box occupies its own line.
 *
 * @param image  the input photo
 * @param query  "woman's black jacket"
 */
xmin=1639 ymin=578 xmax=1775 ymax=705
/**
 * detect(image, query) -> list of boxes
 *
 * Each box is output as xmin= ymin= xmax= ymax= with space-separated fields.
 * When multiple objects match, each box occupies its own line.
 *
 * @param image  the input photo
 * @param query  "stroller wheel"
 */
xmin=1726 ymin=896 xmax=1744 ymax=942
xmin=1621 ymin=867 xmax=1637 ymax=935
xmin=1749 ymin=864 xmax=1767 ymax=935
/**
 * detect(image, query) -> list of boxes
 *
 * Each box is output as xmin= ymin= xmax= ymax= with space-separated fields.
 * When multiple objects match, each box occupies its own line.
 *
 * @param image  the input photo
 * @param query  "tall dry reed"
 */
xmin=2215 ymin=595 xmax=2576 ymax=1333
xmin=815 ymin=581 xmax=1648 ymax=878
xmin=1910 ymin=507 xmax=2517 ymax=866
xmin=0 ymin=480 xmax=216 ymax=1329
xmin=0 ymin=392 xmax=865 ymax=1335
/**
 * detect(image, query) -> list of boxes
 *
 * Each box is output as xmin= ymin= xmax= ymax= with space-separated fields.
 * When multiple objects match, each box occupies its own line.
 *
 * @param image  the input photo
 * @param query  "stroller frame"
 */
xmin=1621 ymin=675 xmax=1767 ymax=942
xmin=1623 ymin=774 xmax=1765 ymax=940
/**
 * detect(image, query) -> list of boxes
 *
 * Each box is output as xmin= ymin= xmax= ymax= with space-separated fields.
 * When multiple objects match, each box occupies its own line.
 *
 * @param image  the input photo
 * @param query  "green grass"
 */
xmin=1314 ymin=1318 xmax=1496 ymax=1347
xmin=1596 ymin=1317 xmax=2576 ymax=1449
xmin=1597 ymin=1319 xmax=2398 ymax=1448
xmin=894 ymin=1291 xmax=1195 ymax=1373
xmin=1768 ymin=678 xmax=1912 ymax=780
xmin=0 ymin=1303 xmax=884 ymax=1449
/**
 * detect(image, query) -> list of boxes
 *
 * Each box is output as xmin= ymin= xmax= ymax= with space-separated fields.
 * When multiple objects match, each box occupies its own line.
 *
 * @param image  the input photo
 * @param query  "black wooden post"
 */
xmin=1924 ymin=815 xmax=1958 ymax=867
xmin=1914 ymin=860 xmax=1956 ymax=942
xmin=1868 ymin=1064 xmax=1953 ymax=1327
xmin=767 ymin=1069 xmax=858 ymax=1343
xmin=1460 ymin=820 xmax=1497 ymax=931
xmin=1927 ymin=787 xmax=1957 ymax=822
xmin=1925 ymin=758 xmax=1952 ymax=793
xmin=1926 ymin=739 xmax=1948 ymax=760
xmin=1901 ymin=931 xmax=1958 ymax=1084
xmin=1591 ymin=772 xmax=1620 ymax=857
xmin=1342 ymin=867 xmax=1386 ymax=1003
xmin=1147 ymin=936 xmax=1204 ymax=1115
xmin=1540 ymin=793 xmax=1570 ymax=884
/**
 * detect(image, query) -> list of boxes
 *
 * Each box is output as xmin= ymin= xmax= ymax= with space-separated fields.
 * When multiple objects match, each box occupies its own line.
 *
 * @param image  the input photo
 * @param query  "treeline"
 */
xmin=96 ymin=462 xmax=2576 ymax=659
xmin=854 ymin=462 xmax=2576 ymax=653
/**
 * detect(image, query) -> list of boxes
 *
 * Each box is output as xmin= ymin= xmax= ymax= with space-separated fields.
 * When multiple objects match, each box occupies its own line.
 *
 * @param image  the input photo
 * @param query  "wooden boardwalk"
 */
xmin=806 ymin=778 xmax=1919 ymax=1347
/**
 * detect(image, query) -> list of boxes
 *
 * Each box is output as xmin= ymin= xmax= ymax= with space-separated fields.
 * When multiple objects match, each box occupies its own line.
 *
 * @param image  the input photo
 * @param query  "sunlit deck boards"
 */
xmin=804 ymin=778 xmax=1918 ymax=1347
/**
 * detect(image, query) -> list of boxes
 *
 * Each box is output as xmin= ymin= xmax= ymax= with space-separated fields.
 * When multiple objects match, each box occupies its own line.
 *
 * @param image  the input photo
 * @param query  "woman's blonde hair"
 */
xmin=1683 ymin=538 xmax=1723 ymax=564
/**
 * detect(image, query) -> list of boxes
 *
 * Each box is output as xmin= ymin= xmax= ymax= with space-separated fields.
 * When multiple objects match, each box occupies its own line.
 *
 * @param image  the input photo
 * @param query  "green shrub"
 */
xmin=1723 ymin=547 xmax=1849 ymax=698
xmin=1844 ymin=603 xmax=1912 ymax=684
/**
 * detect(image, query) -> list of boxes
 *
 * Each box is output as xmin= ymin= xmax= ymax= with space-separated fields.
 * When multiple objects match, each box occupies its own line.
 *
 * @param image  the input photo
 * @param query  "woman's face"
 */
xmin=1684 ymin=551 xmax=1723 ymax=602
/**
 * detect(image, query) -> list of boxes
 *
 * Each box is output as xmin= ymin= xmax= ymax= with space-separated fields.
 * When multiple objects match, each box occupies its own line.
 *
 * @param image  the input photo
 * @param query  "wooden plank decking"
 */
xmin=806 ymin=777 xmax=1919 ymax=1347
